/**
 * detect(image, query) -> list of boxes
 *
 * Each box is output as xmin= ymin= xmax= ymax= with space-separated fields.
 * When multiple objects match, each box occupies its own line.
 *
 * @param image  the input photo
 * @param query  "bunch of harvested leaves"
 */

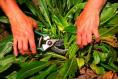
xmin=0 ymin=0 xmax=118 ymax=79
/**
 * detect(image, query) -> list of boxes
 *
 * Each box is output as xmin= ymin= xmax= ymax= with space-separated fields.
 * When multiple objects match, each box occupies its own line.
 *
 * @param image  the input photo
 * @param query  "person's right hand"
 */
xmin=9 ymin=14 xmax=37 ymax=56
xmin=75 ymin=9 xmax=100 ymax=48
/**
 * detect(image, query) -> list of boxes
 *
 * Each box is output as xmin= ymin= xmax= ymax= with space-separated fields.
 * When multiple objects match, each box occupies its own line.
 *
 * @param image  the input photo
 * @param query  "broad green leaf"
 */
xmin=6 ymin=71 xmax=17 ymax=79
xmin=68 ymin=43 xmax=79 ymax=59
xmin=76 ymin=58 xmax=85 ymax=69
xmin=39 ymin=0 xmax=51 ymax=26
xmin=107 ymin=46 xmax=117 ymax=63
xmin=101 ymin=63 xmax=118 ymax=72
xmin=65 ymin=3 xmax=85 ymax=19
xmin=16 ymin=61 xmax=50 ymax=79
xmin=47 ymin=71 xmax=58 ymax=79
xmin=25 ymin=1 xmax=38 ymax=16
xmin=35 ymin=64 xmax=57 ymax=79
xmin=67 ymin=35 xmax=76 ymax=47
xmin=0 ymin=55 xmax=15 ymax=73
xmin=40 ymin=55 xmax=52 ymax=61
xmin=107 ymin=13 xmax=118 ymax=26
xmin=92 ymin=51 xmax=100 ymax=65
xmin=85 ymin=45 xmax=93 ymax=64
xmin=100 ymin=6 xmax=117 ymax=25
xmin=0 ymin=16 xmax=9 ymax=23
xmin=47 ymin=52 xmax=67 ymax=60
xmin=0 ymin=42 xmax=12 ymax=59
xmin=109 ymin=63 xmax=118 ymax=72
xmin=67 ymin=0 xmax=83 ymax=10
xmin=52 ymin=15 xmax=65 ymax=31
xmin=56 ymin=58 xmax=77 ymax=79
xmin=111 ymin=3 xmax=118 ymax=8
xmin=90 ymin=64 xmax=105 ymax=75
xmin=25 ymin=1 xmax=49 ymax=27
xmin=94 ymin=45 xmax=109 ymax=53
xmin=0 ymin=35 xmax=13 ymax=58
xmin=64 ymin=24 xmax=76 ymax=33
xmin=99 ymin=53 xmax=108 ymax=62
xmin=100 ymin=25 xmax=118 ymax=37
xmin=67 ymin=0 xmax=72 ymax=9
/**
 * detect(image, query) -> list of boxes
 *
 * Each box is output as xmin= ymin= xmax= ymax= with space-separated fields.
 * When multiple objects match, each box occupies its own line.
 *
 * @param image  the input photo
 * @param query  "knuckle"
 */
xmin=23 ymin=47 xmax=28 ymax=51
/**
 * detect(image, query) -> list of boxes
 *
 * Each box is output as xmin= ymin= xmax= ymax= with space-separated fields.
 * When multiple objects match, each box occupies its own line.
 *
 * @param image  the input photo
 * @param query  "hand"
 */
xmin=10 ymin=14 xmax=37 ymax=56
xmin=75 ymin=9 xmax=100 ymax=48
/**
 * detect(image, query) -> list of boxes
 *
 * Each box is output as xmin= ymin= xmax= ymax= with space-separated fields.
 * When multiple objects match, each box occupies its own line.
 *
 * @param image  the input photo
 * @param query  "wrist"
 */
xmin=0 ymin=0 xmax=25 ymax=19
xmin=84 ymin=0 xmax=106 ymax=13
xmin=83 ymin=6 xmax=100 ymax=16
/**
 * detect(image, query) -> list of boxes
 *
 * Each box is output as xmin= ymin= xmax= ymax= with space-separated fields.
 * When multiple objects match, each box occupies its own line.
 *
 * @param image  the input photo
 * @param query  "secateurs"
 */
xmin=35 ymin=30 xmax=67 ymax=54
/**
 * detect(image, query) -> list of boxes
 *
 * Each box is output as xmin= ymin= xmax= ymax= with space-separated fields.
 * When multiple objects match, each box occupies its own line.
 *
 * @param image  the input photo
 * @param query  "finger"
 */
xmin=22 ymin=39 xmax=31 ymax=55
xmin=29 ymin=36 xmax=36 ymax=54
xmin=76 ymin=32 xmax=82 ymax=46
xmin=23 ymin=39 xmax=29 ymax=52
xmin=82 ymin=33 xmax=87 ymax=46
xmin=18 ymin=40 xmax=24 ymax=55
xmin=93 ymin=29 xmax=100 ymax=42
xmin=13 ymin=39 xmax=18 ymax=56
xmin=75 ymin=17 xmax=79 ymax=26
xmin=33 ymin=20 xmax=38 ymax=29
xmin=24 ymin=51 xmax=31 ymax=55
xmin=86 ymin=32 xmax=92 ymax=44
xmin=29 ymin=17 xmax=38 ymax=29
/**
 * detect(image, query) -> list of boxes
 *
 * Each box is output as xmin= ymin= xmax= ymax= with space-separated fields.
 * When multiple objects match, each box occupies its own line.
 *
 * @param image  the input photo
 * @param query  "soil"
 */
xmin=76 ymin=67 xmax=118 ymax=79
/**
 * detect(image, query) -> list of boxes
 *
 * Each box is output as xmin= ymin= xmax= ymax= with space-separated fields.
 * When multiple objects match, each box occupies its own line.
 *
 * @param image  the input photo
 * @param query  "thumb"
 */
xmin=33 ymin=20 xmax=38 ymax=29
xmin=28 ymin=16 xmax=38 ymax=29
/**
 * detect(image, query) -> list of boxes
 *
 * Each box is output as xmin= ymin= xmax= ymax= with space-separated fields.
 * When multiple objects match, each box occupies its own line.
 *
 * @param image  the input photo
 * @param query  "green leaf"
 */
xmin=68 ymin=43 xmax=79 ymax=59
xmin=35 ymin=64 xmax=57 ymax=79
xmin=92 ymin=51 xmax=100 ymax=65
xmin=111 ymin=3 xmax=118 ymax=9
xmin=47 ymin=71 xmax=58 ymax=79
xmin=100 ymin=25 xmax=118 ymax=37
xmin=47 ymin=52 xmax=67 ymax=60
xmin=0 ymin=42 xmax=12 ymax=59
xmin=99 ymin=53 xmax=108 ymax=62
xmin=64 ymin=24 xmax=76 ymax=33
xmin=101 ymin=63 xmax=118 ymax=72
xmin=6 ymin=71 xmax=17 ymax=79
xmin=0 ymin=55 xmax=15 ymax=73
xmin=90 ymin=64 xmax=105 ymax=75
xmin=40 ymin=55 xmax=52 ymax=61
xmin=25 ymin=1 xmax=38 ymax=16
xmin=56 ymin=57 xmax=77 ymax=79
xmin=52 ymin=15 xmax=65 ymax=31
xmin=100 ymin=6 xmax=117 ymax=25
xmin=26 ymin=1 xmax=49 ymax=27
xmin=107 ymin=13 xmax=118 ymax=26
xmin=0 ymin=35 xmax=13 ymax=59
xmin=76 ymin=58 xmax=85 ymax=69
xmin=109 ymin=63 xmax=118 ymax=72
xmin=39 ymin=0 xmax=51 ymax=26
xmin=94 ymin=45 xmax=109 ymax=53
xmin=16 ymin=61 xmax=50 ymax=79
xmin=65 ymin=3 xmax=85 ymax=19
xmin=0 ymin=16 xmax=9 ymax=23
